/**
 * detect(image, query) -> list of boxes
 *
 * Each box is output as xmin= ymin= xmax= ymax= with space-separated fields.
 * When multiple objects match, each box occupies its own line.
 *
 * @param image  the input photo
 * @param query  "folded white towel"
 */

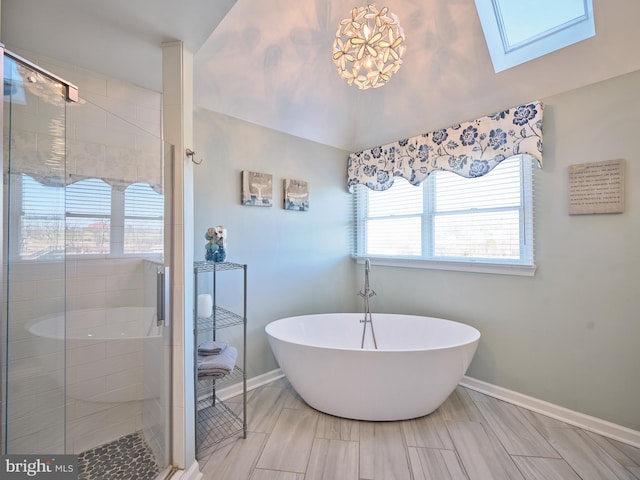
xmin=198 ymin=340 xmax=228 ymax=356
xmin=197 ymin=346 xmax=237 ymax=379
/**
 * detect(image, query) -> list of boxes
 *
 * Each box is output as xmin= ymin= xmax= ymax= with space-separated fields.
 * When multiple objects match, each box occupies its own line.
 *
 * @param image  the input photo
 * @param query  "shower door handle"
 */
xmin=157 ymin=267 xmax=169 ymax=327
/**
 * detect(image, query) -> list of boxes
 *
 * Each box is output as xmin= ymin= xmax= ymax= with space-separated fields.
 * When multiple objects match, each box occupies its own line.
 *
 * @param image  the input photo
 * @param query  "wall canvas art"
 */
xmin=283 ymin=178 xmax=309 ymax=211
xmin=242 ymin=171 xmax=273 ymax=207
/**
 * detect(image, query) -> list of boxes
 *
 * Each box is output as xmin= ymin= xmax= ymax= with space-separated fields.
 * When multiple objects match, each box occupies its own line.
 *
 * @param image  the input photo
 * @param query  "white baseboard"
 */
xmin=216 ymin=368 xmax=285 ymax=401
xmin=169 ymin=460 xmax=202 ymax=480
xmin=460 ymin=376 xmax=640 ymax=448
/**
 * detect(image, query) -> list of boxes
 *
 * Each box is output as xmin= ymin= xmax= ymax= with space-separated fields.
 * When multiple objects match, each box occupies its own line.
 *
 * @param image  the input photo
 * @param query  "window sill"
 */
xmin=354 ymin=256 xmax=536 ymax=277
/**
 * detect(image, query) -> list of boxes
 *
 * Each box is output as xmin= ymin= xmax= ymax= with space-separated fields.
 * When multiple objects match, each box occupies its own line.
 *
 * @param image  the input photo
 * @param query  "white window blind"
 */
xmin=19 ymin=174 xmax=65 ymax=259
xmin=124 ymin=183 xmax=164 ymax=254
xmin=66 ymin=178 xmax=111 ymax=254
xmin=353 ymin=155 xmax=535 ymax=273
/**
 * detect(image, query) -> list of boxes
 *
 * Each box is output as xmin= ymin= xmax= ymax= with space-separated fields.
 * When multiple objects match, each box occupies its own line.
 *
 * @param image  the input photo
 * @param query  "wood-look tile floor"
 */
xmin=199 ymin=378 xmax=640 ymax=480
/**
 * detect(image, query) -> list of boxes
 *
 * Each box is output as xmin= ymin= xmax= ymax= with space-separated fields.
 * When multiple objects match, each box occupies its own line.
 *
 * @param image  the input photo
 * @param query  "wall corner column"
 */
xmin=162 ymin=40 xmax=197 ymax=471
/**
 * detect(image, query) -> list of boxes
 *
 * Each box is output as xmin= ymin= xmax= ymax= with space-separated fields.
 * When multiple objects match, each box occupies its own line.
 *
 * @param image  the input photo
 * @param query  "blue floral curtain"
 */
xmin=347 ymin=101 xmax=543 ymax=191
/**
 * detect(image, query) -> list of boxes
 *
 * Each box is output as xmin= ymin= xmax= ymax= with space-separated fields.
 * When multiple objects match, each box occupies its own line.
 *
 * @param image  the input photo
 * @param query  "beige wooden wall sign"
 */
xmin=568 ymin=159 xmax=625 ymax=215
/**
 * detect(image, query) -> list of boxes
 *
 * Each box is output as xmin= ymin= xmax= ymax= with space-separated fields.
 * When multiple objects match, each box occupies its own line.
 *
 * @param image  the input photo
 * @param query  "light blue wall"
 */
xmin=193 ymin=70 xmax=640 ymax=431
xmin=367 ymin=70 xmax=640 ymax=431
xmin=193 ymin=109 xmax=356 ymax=379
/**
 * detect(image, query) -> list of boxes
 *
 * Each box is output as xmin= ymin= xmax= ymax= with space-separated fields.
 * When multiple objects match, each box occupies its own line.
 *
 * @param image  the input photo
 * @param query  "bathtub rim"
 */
xmin=265 ymin=312 xmax=481 ymax=353
xmin=25 ymin=306 xmax=160 ymax=341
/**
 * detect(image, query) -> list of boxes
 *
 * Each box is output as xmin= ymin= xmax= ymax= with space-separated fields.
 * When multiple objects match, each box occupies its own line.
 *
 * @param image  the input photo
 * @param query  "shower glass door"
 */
xmin=2 ymin=50 xmax=172 ymax=478
xmin=2 ymin=52 xmax=68 ymax=454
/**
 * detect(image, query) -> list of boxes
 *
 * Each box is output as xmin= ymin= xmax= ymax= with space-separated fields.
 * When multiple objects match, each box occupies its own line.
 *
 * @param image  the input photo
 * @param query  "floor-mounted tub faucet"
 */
xmin=359 ymin=259 xmax=378 ymax=349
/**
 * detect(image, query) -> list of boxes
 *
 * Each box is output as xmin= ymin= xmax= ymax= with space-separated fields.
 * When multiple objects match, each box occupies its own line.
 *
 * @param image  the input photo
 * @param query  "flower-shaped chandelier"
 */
xmin=332 ymin=3 xmax=406 ymax=90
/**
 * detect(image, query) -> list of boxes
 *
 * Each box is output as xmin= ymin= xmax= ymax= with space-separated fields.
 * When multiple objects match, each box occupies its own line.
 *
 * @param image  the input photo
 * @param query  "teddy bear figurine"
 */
xmin=205 ymin=225 xmax=227 ymax=262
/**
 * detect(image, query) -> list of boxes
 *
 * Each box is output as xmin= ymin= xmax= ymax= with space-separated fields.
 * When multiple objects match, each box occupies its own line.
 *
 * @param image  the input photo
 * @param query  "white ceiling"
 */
xmin=3 ymin=0 xmax=640 ymax=152
xmin=2 ymin=0 xmax=236 ymax=91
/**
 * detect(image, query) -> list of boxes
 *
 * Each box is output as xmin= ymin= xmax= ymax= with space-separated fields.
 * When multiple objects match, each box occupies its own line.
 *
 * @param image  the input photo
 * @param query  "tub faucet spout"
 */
xmin=359 ymin=259 xmax=378 ymax=349
xmin=361 ymin=259 xmax=374 ymax=298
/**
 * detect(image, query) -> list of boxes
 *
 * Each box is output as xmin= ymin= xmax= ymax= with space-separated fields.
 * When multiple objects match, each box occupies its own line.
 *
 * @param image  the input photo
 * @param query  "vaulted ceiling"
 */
xmin=3 ymin=0 xmax=640 ymax=152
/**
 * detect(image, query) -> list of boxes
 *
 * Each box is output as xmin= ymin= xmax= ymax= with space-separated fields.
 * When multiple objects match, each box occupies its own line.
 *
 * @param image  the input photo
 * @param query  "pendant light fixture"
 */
xmin=332 ymin=2 xmax=406 ymax=89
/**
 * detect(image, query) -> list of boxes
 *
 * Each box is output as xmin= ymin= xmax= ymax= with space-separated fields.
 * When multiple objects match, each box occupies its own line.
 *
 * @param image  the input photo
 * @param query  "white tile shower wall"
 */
xmin=142 ymin=259 xmax=168 ymax=466
xmin=67 ymin=257 xmax=145 ymax=310
xmin=3 ymin=258 xmax=66 ymax=453
xmin=5 ymin=257 xmax=148 ymax=453
xmin=9 ymin=48 xmax=162 ymax=136
xmin=67 ymin=400 xmax=144 ymax=454
xmin=143 ymin=330 xmax=169 ymax=468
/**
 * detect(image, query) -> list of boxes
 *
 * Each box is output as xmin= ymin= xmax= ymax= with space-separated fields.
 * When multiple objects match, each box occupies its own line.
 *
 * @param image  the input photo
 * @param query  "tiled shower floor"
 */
xmin=77 ymin=431 xmax=159 ymax=480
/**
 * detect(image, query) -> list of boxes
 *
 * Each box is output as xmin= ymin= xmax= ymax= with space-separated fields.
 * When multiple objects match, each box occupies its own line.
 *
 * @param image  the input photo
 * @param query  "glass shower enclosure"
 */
xmin=1 ymin=48 xmax=172 ymax=479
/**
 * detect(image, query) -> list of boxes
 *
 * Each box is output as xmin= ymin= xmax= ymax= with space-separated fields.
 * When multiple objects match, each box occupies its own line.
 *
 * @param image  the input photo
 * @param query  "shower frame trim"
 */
xmin=3 ymin=45 xmax=79 ymax=102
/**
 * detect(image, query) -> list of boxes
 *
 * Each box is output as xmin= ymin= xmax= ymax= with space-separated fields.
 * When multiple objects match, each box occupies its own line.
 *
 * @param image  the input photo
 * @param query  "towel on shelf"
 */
xmin=197 ymin=346 xmax=237 ymax=379
xmin=197 ymin=340 xmax=228 ymax=356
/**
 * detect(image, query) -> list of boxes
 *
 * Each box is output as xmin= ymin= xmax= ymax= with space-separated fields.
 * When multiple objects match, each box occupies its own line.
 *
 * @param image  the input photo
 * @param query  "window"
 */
xmin=353 ymin=155 xmax=535 ymax=275
xmin=124 ymin=183 xmax=164 ymax=254
xmin=475 ymin=0 xmax=595 ymax=72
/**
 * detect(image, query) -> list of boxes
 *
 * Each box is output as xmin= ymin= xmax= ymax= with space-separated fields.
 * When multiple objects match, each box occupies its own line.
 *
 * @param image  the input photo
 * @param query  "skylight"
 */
xmin=475 ymin=0 xmax=595 ymax=72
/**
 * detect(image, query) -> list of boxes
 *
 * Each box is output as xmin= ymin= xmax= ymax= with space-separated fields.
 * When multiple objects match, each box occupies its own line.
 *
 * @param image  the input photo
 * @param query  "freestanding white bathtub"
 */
xmin=27 ymin=307 xmax=161 ymax=402
xmin=265 ymin=313 xmax=480 ymax=421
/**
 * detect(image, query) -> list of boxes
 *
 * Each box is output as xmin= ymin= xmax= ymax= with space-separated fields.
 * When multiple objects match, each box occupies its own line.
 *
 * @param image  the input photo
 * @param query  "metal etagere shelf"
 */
xmin=193 ymin=261 xmax=247 ymax=457
xmin=195 ymin=306 xmax=243 ymax=333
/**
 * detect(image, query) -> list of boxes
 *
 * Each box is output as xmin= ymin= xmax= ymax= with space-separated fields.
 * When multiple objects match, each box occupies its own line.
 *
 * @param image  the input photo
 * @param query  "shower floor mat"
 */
xmin=78 ymin=431 xmax=159 ymax=480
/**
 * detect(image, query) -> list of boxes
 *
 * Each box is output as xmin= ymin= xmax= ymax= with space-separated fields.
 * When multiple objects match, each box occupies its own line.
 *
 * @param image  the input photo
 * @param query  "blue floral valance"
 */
xmin=347 ymin=101 xmax=543 ymax=191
